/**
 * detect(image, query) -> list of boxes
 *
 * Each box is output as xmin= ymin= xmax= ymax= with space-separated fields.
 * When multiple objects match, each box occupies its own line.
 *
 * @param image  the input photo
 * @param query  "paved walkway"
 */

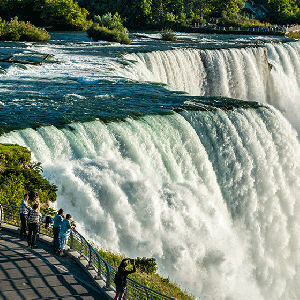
xmin=0 ymin=229 xmax=108 ymax=300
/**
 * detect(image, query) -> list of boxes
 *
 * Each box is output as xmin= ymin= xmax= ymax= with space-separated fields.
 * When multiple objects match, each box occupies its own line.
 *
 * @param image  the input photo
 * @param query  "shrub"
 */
xmin=87 ymin=13 xmax=131 ymax=44
xmin=0 ymin=17 xmax=50 ymax=42
xmin=135 ymin=257 xmax=158 ymax=274
xmin=287 ymin=31 xmax=300 ymax=39
xmin=161 ymin=28 xmax=177 ymax=41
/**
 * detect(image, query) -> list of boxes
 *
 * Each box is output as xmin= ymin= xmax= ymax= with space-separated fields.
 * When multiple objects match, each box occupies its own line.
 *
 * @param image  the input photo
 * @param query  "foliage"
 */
xmin=0 ymin=17 xmax=50 ymax=42
xmin=41 ymin=0 xmax=92 ymax=31
xmin=77 ymin=0 xmax=247 ymax=29
xmin=0 ymin=0 xmax=92 ymax=31
xmin=87 ymin=13 xmax=131 ymax=44
xmin=0 ymin=144 xmax=57 ymax=213
xmin=287 ymin=30 xmax=300 ymax=38
xmin=219 ymin=15 xmax=266 ymax=27
xmin=161 ymin=28 xmax=177 ymax=41
xmin=94 ymin=248 xmax=194 ymax=300
xmin=135 ymin=257 xmax=158 ymax=274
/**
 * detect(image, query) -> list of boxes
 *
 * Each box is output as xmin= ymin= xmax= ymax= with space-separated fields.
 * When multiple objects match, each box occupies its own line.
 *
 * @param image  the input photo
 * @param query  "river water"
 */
xmin=1 ymin=32 xmax=300 ymax=299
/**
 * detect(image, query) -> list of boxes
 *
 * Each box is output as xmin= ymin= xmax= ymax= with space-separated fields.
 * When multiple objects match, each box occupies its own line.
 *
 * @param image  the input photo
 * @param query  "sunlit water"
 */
xmin=1 ymin=32 xmax=300 ymax=299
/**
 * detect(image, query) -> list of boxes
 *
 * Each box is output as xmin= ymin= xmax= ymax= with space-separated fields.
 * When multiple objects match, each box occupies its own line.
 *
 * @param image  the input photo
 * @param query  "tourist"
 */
xmin=114 ymin=258 xmax=136 ymax=300
xmin=52 ymin=208 xmax=65 ymax=253
xmin=27 ymin=203 xmax=42 ymax=248
xmin=59 ymin=214 xmax=75 ymax=257
xmin=19 ymin=194 xmax=31 ymax=238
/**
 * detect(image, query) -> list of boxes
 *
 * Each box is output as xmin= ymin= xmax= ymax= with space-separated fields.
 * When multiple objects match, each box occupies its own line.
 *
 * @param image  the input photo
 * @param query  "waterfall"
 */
xmin=114 ymin=42 xmax=300 ymax=134
xmin=116 ymin=47 xmax=269 ymax=99
xmin=1 ymin=105 xmax=300 ymax=299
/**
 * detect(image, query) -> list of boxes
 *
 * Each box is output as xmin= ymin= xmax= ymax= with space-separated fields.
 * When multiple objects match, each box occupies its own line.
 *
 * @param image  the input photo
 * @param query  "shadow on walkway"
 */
xmin=0 ymin=229 xmax=107 ymax=300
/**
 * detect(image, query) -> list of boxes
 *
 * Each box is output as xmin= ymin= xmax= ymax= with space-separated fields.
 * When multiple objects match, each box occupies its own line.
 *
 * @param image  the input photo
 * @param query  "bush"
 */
xmin=135 ymin=257 xmax=158 ymax=274
xmin=0 ymin=144 xmax=57 ymax=212
xmin=287 ymin=31 xmax=300 ymax=39
xmin=161 ymin=28 xmax=177 ymax=41
xmin=0 ymin=18 xmax=50 ymax=42
xmin=87 ymin=13 xmax=131 ymax=44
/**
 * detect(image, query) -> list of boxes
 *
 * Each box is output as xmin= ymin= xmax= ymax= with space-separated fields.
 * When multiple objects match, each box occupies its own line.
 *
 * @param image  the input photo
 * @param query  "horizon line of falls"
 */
xmin=2 ymin=40 xmax=300 ymax=299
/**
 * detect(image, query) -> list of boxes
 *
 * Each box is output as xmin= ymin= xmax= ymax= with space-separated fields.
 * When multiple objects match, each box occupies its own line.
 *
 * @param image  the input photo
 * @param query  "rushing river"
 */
xmin=1 ymin=32 xmax=300 ymax=299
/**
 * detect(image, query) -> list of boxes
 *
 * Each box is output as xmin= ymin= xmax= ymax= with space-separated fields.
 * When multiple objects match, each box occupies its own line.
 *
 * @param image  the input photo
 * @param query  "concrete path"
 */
xmin=0 ymin=229 xmax=108 ymax=300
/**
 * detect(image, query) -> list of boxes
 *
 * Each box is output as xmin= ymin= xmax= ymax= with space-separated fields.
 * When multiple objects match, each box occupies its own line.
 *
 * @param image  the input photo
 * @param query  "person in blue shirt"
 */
xmin=59 ymin=214 xmax=75 ymax=257
xmin=52 ymin=208 xmax=64 ymax=253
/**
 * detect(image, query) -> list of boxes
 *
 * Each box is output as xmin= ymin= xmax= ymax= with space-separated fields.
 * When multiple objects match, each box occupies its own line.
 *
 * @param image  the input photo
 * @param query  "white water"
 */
xmin=2 ymin=106 xmax=300 ymax=299
xmin=116 ymin=42 xmax=300 ymax=134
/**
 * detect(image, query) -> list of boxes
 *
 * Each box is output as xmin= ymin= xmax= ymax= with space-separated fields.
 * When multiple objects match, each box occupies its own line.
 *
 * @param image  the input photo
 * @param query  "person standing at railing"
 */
xmin=59 ymin=214 xmax=75 ymax=257
xmin=52 ymin=208 xmax=65 ymax=253
xmin=27 ymin=203 xmax=42 ymax=248
xmin=19 ymin=194 xmax=31 ymax=238
xmin=114 ymin=258 xmax=136 ymax=300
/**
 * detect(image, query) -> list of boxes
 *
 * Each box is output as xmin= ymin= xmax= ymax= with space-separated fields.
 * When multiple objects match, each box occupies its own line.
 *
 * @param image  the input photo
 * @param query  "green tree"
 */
xmin=0 ymin=144 xmax=57 ymax=209
xmin=41 ymin=0 xmax=92 ymax=30
xmin=268 ymin=0 xmax=293 ymax=23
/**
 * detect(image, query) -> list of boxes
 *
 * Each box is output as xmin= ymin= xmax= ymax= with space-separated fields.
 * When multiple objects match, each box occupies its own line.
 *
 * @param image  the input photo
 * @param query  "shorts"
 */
xmin=116 ymin=286 xmax=126 ymax=293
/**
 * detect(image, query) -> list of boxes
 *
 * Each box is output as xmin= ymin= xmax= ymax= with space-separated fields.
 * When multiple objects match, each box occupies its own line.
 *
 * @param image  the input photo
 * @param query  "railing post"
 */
xmin=144 ymin=286 xmax=151 ymax=299
xmin=0 ymin=203 xmax=3 ymax=228
xmin=80 ymin=235 xmax=85 ymax=259
xmin=87 ymin=244 xmax=94 ymax=270
xmin=105 ymin=262 xmax=111 ymax=290
xmin=95 ymin=255 xmax=102 ymax=280
xmin=69 ymin=230 xmax=74 ymax=250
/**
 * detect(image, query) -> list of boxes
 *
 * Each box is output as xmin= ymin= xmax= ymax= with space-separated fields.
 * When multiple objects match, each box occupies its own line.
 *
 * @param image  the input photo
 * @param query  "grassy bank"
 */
xmin=96 ymin=248 xmax=194 ymax=300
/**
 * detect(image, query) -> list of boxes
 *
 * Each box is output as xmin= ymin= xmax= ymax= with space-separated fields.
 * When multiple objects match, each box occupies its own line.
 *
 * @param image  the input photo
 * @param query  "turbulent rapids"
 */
xmin=1 ymin=33 xmax=300 ymax=299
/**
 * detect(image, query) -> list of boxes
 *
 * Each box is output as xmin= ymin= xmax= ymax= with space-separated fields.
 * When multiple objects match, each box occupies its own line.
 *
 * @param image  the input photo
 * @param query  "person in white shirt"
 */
xmin=19 ymin=194 xmax=31 ymax=238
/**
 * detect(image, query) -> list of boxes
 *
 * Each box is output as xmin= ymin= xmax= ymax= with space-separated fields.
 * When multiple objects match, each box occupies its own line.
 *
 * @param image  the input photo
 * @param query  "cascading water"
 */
xmin=116 ymin=42 xmax=300 ymax=133
xmin=2 ymin=106 xmax=300 ymax=299
xmin=1 ymin=34 xmax=300 ymax=299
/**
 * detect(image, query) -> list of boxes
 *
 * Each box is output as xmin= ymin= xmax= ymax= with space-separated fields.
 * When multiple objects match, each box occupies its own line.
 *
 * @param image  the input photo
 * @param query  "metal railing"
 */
xmin=193 ymin=23 xmax=300 ymax=35
xmin=0 ymin=202 xmax=175 ymax=300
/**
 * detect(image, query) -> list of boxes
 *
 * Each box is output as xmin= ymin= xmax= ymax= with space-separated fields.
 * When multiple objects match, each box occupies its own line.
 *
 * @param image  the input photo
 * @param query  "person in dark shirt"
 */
xmin=27 ymin=203 xmax=42 ymax=248
xmin=114 ymin=258 xmax=136 ymax=300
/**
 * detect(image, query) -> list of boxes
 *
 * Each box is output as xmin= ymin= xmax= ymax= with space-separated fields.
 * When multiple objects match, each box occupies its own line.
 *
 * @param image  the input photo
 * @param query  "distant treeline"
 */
xmin=0 ymin=0 xmax=299 ymax=31
xmin=0 ymin=0 xmax=92 ymax=31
